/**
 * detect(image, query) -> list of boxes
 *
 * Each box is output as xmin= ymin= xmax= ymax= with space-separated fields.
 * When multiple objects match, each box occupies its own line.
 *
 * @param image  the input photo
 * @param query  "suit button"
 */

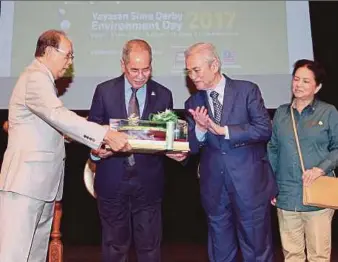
xmin=222 ymin=152 xmax=227 ymax=155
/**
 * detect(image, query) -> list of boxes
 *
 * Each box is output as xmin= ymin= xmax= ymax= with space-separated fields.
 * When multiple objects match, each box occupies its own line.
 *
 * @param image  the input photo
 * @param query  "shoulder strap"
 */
xmin=290 ymin=105 xmax=305 ymax=173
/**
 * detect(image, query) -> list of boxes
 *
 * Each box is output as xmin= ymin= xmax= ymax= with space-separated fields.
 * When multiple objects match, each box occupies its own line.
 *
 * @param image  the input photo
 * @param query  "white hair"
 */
xmin=184 ymin=42 xmax=221 ymax=72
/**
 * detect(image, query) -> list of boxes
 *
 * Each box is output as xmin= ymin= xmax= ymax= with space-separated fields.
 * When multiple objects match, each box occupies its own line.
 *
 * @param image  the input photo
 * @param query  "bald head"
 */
xmin=121 ymin=39 xmax=152 ymax=89
xmin=122 ymin=39 xmax=152 ymax=64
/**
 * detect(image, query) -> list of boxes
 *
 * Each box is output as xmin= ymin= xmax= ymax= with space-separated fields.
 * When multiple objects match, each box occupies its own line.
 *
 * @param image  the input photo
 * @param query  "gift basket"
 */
xmin=108 ymin=109 xmax=189 ymax=153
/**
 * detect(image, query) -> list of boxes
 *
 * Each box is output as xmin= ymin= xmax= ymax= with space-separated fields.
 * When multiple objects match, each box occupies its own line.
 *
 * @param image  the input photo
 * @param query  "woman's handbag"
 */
xmin=290 ymin=105 xmax=338 ymax=209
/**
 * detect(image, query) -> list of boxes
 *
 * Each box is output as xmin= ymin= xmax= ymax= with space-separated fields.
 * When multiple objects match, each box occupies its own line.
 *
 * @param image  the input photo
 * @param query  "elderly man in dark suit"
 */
xmin=185 ymin=42 xmax=277 ymax=262
xmin=88 ymin=39 xmax=186 ymax=262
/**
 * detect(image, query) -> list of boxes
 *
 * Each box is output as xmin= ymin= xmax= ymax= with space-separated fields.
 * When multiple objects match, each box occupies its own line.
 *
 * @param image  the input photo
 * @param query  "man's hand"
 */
xmin=271 ymin=198 xmax=277 ymax=206
xmin=103 ymin=130 xmax=131 ymax=152
xmin=166 ymin=152 xmax=188 ymax=162
xmin=87 ymin=159 xmax=97 ymax=173
xmin=2 ymin=121 xmax=8 ymax=133
xmin=64 ymin=135 xmax=73 ymax=143
xmin=207 ymin=118 xmax=226 ymax=136
xmin=91 ymin=148 xmax=114 ymax=159
xmin=188 ymin=106 xmax=209 ymax=132
xmin=303 ymin=167 xmax=325 ymax=187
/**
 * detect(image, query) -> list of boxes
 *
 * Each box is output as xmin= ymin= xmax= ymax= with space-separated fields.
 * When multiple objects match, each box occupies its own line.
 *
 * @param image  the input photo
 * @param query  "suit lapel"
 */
xmin=194 ymin=91 xmax=208 ymax=109
xmin=113 ymin=75 xmax=128 ymax=119
xmin=220 ymin=75 xmax=235 ymax=125
xmin=141 ymin=80 xmax=156 ymax=120
xmin=202 ymin=91 xmax=217 ymax=123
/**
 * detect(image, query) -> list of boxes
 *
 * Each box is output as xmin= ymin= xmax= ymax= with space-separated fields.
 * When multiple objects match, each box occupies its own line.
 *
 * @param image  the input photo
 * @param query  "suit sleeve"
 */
xmin=167 ymin=90 xmax=174 ymax=110
xmin=87 ymin=84 xmax=107 ymax=162
xmin=185 ymin=99 xmax=205 ymax=154
xmin=317 ymin=106 xmax=338 ymax=173
xmin=25 ymin=72 xmax=107 ymax=149
xmin=267 ymin=108 xmax=280 ymax=174
xmin=227 ymin=84 xmax=272 ymax=146
xmin=87 ymin=85 xmax=105 ymax=124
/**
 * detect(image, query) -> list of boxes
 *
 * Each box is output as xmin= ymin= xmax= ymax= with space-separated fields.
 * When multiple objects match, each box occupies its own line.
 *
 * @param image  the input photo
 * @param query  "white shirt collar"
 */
xmin=206 ymin=75 xmax=226 ymax=101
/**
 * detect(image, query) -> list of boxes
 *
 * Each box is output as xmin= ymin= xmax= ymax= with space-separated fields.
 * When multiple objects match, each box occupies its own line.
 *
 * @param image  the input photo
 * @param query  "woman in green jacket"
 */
xmin=268 ymin=59 xmax=338 ymax=262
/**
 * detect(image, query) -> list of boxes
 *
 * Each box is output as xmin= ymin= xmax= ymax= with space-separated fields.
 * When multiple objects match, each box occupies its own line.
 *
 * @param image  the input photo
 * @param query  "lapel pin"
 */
xmin=318 ymin=121 xmax=323 ymax=126
xmin=151 ymin=91 xmax=156 ymax=96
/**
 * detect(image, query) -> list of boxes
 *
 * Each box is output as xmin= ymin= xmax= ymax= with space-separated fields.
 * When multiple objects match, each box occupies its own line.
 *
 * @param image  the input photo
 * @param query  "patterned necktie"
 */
xmin=128 ymin=88 xmax=140 ymax=117
xmin=210 ymin=91 xmax=222 ymax=124
xmin=126 ymin=88 xmax=139 ymax=167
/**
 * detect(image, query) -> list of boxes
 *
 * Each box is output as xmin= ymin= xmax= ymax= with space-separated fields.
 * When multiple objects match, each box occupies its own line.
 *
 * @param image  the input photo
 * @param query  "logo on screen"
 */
xmin=222 ymin=50 xmax=236 ymax=64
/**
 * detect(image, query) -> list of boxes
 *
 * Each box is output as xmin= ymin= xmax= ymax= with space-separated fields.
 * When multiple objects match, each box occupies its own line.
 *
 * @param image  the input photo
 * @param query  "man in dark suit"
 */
xmin=87 ymin=39 xmax=186 ymax=262
xmin=184 ymin=42 xmax=277 ymax=262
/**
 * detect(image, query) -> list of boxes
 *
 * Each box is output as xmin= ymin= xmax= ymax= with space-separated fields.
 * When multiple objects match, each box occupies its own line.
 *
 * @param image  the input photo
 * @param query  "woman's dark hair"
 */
xmin=34 ymin=30 xmax=66 ymax=58
xmin=292 ymin=59 xmax=327 ymax=86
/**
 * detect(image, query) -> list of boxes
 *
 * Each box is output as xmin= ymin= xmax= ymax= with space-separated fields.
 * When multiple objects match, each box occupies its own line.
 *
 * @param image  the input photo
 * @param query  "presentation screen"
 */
xmin=0 ymin=1 xmax=313 ymax=109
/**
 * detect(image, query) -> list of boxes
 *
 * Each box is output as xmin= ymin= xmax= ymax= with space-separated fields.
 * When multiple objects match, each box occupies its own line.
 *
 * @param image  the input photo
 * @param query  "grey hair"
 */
xmin=122 ymin=39 xmax=152 ymax=64
xmin=184 ymin=42 xmax=221 ymax=72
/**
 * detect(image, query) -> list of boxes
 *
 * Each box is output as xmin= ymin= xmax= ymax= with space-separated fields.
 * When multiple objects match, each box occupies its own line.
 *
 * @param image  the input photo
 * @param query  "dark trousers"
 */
xmin=97 ymin=175 xmax=162 ymax=262
xmin=201 ymin=172 xmax=274 ymax=262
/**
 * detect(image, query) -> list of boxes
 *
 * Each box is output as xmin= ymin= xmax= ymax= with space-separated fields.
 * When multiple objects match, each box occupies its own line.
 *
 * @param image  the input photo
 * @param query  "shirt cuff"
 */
xmin=317 ymin=159 xmax=333 ymax=174
xmin=90 ymin=153 xmax=101 ymax=161
xmin=224 ymin=125 xmax=230 ymax=139
xmin=195 ymin=126 xmax=206 ymax=142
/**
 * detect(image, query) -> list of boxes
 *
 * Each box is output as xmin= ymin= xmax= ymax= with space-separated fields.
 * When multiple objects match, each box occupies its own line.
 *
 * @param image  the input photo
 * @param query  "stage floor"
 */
xmin=63 ymin=242 xmax=336 ymax=262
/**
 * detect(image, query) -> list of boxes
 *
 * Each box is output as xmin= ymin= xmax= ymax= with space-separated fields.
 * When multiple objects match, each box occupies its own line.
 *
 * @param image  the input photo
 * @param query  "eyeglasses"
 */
xmin=53 ymin=47 xmax=74 ymax=60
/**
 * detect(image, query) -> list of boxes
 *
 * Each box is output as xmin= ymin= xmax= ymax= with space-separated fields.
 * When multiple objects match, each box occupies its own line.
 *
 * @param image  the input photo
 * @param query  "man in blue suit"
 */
xmin=184 ymin=42 xmax=277 ymax=262
xmin=87 ymin=39 xmax=186 ymax=262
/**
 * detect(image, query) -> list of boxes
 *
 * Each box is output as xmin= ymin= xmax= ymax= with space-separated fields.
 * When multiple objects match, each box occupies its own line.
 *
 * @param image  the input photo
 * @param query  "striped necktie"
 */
xmin=126 ymin=88 xmax=139 ymax=167
xmin=210 ymin=91 xmax=222 ymax=124
xmin=128 ymin=88 xmax=140 ymax=117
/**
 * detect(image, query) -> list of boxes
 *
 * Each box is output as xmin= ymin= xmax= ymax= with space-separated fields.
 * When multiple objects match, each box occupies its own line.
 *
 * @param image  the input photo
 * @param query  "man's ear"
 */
xmin=120 ymin=59 xmax=126 ymax=73
xmin=211 ymin=59 xmax=219 ymax=73
xmin=44 ymin=46 xmax=53 ymax=58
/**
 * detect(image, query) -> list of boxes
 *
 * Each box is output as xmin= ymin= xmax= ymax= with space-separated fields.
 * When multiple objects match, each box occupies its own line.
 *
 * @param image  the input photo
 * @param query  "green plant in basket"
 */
xmin=149 ymin=109 xmax=178 ymax=123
